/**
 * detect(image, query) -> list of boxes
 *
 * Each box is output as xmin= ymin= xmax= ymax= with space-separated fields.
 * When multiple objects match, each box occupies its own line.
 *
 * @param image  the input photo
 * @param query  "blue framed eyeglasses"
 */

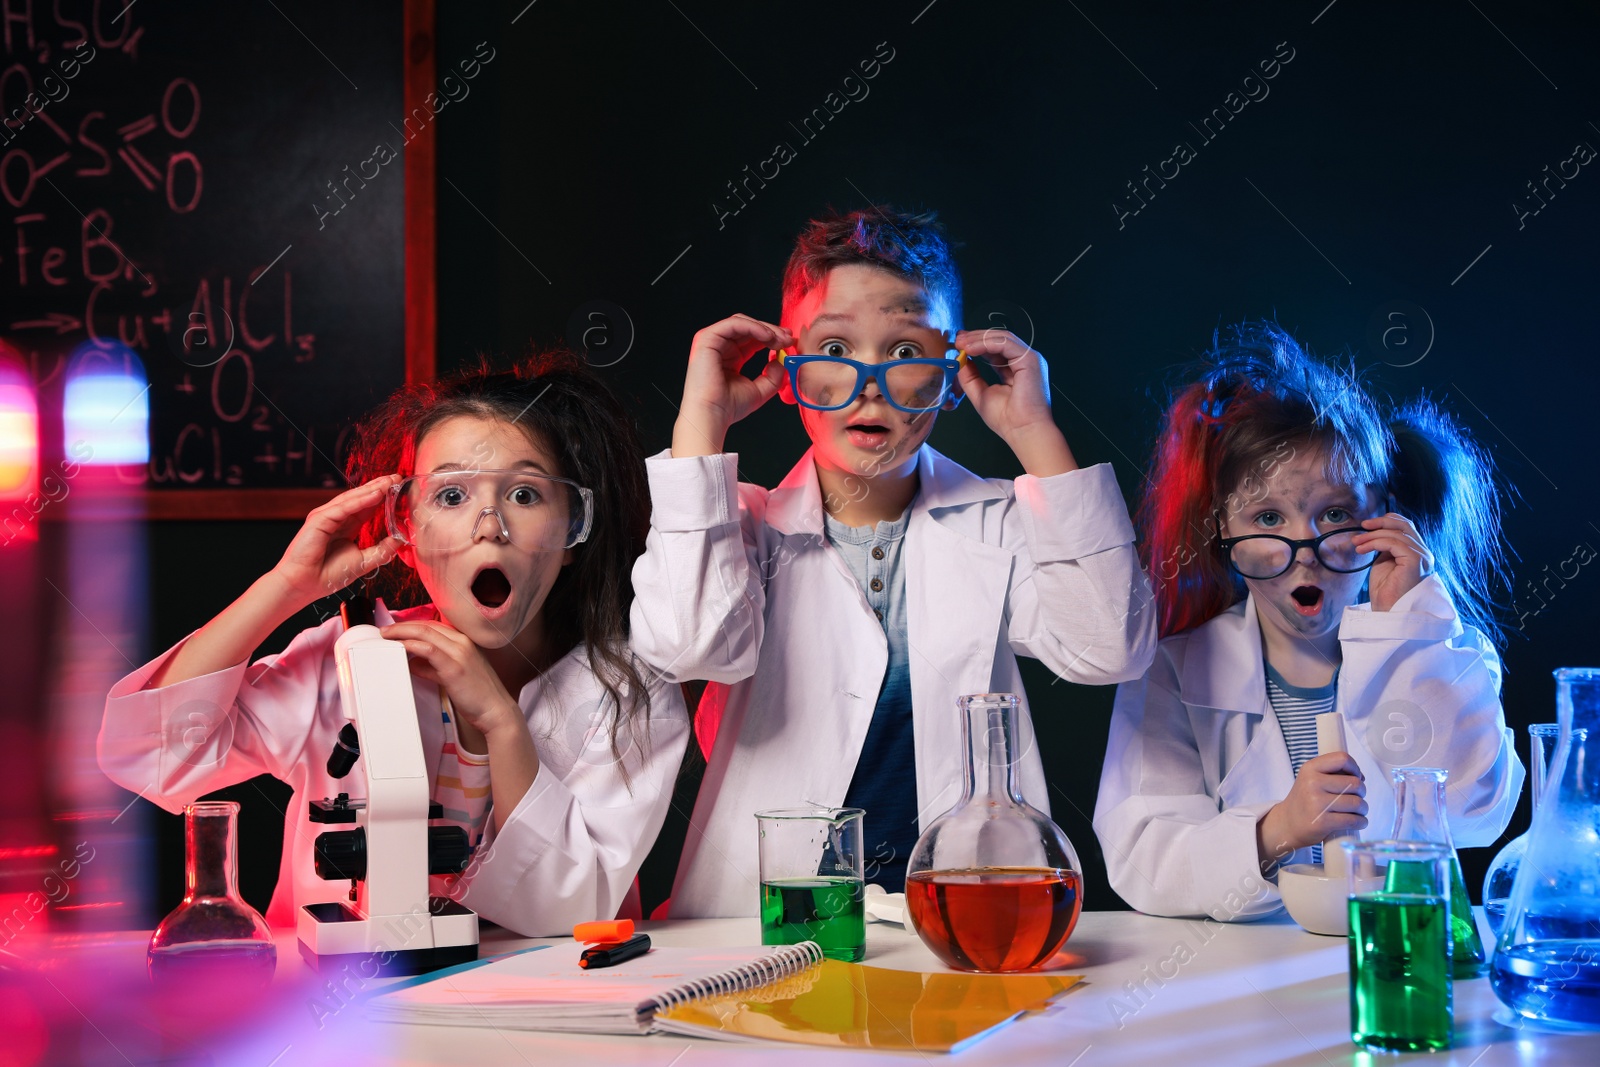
xmin=779 ymin=351 xmax=969 ymax=413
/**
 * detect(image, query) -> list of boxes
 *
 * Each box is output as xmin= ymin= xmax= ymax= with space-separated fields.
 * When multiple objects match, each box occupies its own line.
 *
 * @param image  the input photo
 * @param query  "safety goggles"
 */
xmin=386 ymin=469 xmax=594 ymax=553
xmin=779 ymin=351 xmax=969 ymax=413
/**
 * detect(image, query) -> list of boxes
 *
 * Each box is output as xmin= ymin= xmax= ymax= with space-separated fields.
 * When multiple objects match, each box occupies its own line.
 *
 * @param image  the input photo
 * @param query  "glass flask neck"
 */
xmin=1390 ymin=767 xmax=1454 ymax=847
xmin=1548 ymin=671 xmax=1600 ymax=812
xmin=185 ymin=801 xmax=241 ymax=901
xmin=1550 ymin=669 xmax=1596 ymax=803
xmin=1528 ymin=723 xmax=1561 ymax=814
xmin=959 ymin=694 xmax=1024 ymax=805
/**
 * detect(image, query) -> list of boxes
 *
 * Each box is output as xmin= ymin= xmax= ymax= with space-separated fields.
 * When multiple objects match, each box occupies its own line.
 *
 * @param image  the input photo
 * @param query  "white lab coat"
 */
xmin=1093 ymin=575 xmax=1523 ymax=920
xmin=630 ymin=445 xmax=1156 ymax=917
xmin=97 ymin=600 xmax=689 ymax=936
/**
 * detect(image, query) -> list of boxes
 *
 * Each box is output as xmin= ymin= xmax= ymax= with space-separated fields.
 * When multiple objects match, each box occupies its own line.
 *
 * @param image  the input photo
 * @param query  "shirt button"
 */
xmin=874 ymin=609 xmax=883 ymax=620
xmin=871 ymin=546 xmax=885 ymax=560
xmin=870 ymin=577 xmax=883 ymax=592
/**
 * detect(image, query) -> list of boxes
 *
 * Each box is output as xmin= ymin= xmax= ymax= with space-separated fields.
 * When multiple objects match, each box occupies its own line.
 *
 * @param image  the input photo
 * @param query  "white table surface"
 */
xmin=30 ymin=910 xmax=1600 ymax=1066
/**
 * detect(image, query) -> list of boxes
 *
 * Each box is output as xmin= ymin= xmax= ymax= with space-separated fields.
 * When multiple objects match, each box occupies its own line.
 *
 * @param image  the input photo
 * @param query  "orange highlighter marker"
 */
xmin=573 ymin=919 xmax=633 ymax=944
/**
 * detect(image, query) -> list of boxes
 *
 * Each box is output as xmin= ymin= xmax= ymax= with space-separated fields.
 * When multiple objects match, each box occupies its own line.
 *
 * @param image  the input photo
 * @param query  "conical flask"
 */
xmin=904 ymin=693 xmax=1082 ymax=972
xmin=1481 ymin=724 xmax=1564 ymax=937
xmin=147 ymin=801 xmax=276 ymax=988
xmin=1490 ymin=668 xmax=1600 ymax=1028
xmin=1389 ymin=767 xmax=1487 ymax=979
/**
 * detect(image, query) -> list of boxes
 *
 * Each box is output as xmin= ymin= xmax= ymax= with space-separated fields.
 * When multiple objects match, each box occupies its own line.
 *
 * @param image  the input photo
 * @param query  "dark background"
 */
xmin=126 ymin=0 xmax=1596 ymax=920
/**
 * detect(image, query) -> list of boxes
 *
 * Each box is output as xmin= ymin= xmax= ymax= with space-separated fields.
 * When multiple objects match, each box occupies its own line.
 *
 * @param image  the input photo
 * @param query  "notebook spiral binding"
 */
xmin=645 ymin=941 xmax=824 ymax=1018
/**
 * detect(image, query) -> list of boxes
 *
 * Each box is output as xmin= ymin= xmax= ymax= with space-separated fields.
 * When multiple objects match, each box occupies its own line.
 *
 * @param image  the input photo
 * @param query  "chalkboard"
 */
xmin=1 ymin=0 xmax=437 ymax=516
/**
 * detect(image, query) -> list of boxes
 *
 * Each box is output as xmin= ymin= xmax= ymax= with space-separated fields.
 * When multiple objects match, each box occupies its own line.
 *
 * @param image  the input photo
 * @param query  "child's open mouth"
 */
xmin=845 ymin=422 xmax=890 ymax=449
xmin=470 ymin=566 xmax=513 ymax=615
xmin=1290 ymin=585 xmax=1324 ymax=616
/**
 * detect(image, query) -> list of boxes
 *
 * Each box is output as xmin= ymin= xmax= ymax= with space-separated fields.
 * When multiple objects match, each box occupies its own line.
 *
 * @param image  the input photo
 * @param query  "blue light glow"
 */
xmin=64 ymin=366 xmax=150 ymax=466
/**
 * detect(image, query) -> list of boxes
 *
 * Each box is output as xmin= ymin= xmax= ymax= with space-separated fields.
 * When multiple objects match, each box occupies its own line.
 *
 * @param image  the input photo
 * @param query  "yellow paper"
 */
xmin=656 ymin=959 xmax=1082 ymax=1052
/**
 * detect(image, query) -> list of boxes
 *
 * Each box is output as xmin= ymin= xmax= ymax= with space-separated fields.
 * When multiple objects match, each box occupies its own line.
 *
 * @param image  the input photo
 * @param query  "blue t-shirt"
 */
xmin=825 ymin=507 xmax=917 ymax=892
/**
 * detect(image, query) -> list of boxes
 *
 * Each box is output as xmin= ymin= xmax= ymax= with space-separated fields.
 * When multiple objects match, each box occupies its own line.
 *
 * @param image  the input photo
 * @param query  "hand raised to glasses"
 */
xmin=1353 ymin=513 xmax=1434 ymax=613
xmin=952 ymin=328 xmax=1077 ymax=477
xmin=270 ymin=474 xmax=405 ymax=610
xmin=674 ymin=314 xmax=795 ymax=458
xmin=146 ymin=474 xmax=404 ymax=691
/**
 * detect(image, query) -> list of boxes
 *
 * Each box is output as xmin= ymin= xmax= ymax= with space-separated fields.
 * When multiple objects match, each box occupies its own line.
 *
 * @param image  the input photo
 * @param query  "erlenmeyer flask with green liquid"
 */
xmin=1388 ymin=767 xmax=1487 ymax=979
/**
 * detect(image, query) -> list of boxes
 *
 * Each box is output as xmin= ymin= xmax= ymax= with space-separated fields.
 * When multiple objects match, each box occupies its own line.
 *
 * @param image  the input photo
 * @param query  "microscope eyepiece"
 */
xmin=327 ymin=722 xmax=360 ymax=779
xmin=339 ymin=597 xmax=377 ymax=630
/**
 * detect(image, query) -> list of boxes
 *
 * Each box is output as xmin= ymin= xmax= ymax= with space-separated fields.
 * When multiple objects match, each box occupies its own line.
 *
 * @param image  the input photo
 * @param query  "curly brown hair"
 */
xmin=343 ymin=348 xmax=654 ymax=774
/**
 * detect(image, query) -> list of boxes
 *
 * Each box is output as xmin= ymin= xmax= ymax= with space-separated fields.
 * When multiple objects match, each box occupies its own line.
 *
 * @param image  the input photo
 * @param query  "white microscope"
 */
xmin=296 ymin=598 xmax=480 ymax=975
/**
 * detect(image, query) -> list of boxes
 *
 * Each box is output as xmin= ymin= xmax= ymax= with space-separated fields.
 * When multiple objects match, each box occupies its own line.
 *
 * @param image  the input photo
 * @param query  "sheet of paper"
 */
xmin=373 ymin=946 xmax=779 ymax=1011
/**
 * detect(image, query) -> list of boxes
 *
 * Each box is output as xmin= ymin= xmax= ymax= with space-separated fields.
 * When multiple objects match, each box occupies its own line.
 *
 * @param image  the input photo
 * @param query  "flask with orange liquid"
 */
xmin=905 ymin=693 xmax=1082 ymax=972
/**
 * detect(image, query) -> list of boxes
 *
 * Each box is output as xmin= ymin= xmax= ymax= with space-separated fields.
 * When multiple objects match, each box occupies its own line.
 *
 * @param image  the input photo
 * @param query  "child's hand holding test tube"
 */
xmin=1257 ymin=714 xmax=1368 ymax=872
xmin=1315 ymin=712 xmax=1358 ymax=877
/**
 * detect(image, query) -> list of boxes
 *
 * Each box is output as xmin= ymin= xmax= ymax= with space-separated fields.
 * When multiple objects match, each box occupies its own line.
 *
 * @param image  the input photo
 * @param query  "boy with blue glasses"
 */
xmin=631 ymin=207 xmax=1155 ymax=915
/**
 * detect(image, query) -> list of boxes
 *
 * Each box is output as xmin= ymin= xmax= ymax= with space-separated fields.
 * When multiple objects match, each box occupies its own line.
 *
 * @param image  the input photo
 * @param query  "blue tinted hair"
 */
xmin=1141 ymin=321 xmax=1511 ymax=645
xmin=1386 ymin=396 xmax=1510 ymax=647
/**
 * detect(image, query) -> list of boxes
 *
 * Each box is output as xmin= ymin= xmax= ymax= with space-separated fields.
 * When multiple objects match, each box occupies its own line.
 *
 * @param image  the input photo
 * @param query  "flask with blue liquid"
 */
xmin=1490 ymin=668 xmax=1600 ymax=1028
xmin=1480 ymin=723 xmax=1564 ymax=938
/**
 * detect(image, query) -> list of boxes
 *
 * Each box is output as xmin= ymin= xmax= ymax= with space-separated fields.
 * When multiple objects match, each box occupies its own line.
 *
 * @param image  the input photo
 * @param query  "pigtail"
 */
xmin=1140 ymin=382 xmax=1239 ymax=637
xmin=1386 ymin=397 xmax=1511 ymax=649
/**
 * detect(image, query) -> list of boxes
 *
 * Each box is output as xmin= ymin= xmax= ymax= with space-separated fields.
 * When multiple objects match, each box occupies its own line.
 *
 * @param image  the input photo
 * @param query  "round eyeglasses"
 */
xmin=387 ymin=469 xmax=594 ymax=553
xmin=1219 ymin=527 xmax=1377 ymax=580
xmin=780 ymin=351 xmax=968 ymax=413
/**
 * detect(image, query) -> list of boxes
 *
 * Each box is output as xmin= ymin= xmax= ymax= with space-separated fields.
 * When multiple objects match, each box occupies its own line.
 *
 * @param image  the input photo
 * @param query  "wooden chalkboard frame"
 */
xmin=51 ymin=0 xmax=436 ymax=523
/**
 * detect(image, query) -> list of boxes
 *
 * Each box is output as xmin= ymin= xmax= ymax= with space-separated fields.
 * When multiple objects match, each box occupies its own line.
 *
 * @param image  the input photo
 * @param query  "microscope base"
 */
xmin=296 ymin=937 xmax=479 ymax=977
xmin=297 ymin=898 xmax=480 ymax=977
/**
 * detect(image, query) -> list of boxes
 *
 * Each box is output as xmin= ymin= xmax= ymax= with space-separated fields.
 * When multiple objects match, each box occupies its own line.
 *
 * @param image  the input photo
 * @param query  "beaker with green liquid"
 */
xmin=1389 ymin=766 xmax=1487 ymax=979
xmin=755 ymin=807 xmax=866 ymax=962
xmin=1344 ymin=840 xmax=1453 ymax=1052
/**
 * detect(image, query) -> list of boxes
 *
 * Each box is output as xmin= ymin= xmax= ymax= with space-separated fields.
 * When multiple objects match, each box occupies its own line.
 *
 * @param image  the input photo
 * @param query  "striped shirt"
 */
xmin=1264 ymin=662 xmax=1338 ymax=864
xmin=432 ymin=693 xmax=492 ymax=895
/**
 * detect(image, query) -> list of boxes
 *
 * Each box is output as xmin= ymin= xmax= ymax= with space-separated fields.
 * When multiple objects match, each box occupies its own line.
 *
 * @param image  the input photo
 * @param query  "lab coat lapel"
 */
xmin=763 ymin=448 xmax=825 ymax=538
xmin=1181 ymin=595 xmax=1271 ymax=719
xmin=1182 ymin=593 xmax=1295 ymax=807
xmin=752 ymin=448 xmax=886 ymax=811
xmin=905 ymin=448 xmax=1013 ymax=827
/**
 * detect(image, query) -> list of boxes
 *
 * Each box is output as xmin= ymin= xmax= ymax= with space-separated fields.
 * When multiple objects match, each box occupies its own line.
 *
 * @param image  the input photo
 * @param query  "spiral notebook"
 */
xmin=366 ymin=941 xmax=1082 ymax=1052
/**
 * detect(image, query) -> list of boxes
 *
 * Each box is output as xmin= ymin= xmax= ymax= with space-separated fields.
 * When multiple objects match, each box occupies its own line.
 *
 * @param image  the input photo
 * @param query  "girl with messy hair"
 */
xmin=1094 ymin=323 xmax=1523 ymax=922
